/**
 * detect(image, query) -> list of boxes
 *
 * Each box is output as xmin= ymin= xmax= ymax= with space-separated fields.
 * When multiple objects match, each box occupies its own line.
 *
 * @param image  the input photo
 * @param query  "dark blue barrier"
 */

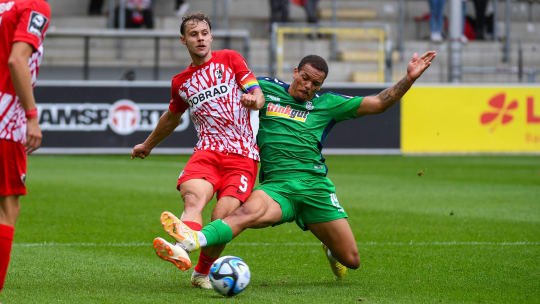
xmin=34 ymin=81 xmax=399 ymax=154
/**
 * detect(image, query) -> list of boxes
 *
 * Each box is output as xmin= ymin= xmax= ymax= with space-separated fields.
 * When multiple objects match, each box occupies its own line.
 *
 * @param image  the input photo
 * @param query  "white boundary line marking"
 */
xmin=13 ymin=241 xmax=540 ymax=248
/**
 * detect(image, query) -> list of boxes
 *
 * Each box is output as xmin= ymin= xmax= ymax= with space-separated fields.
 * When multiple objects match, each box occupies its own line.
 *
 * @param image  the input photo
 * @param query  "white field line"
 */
xmin=12 ymin=241 xmax=540 ymax=248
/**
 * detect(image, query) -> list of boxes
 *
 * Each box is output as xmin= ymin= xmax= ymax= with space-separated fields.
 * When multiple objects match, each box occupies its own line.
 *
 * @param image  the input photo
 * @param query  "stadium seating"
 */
xmin=41 ymin=0 xmax=540 ymax=83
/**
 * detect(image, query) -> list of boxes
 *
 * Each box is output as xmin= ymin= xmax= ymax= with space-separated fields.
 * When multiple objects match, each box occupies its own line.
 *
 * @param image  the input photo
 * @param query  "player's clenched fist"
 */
xmin=240 ymin=93 xmax=258 ymax=110
xmin=131 ymin=143 xmax=151 ymax=159
xmin=240 ymin=87 xmax=265 ymax=110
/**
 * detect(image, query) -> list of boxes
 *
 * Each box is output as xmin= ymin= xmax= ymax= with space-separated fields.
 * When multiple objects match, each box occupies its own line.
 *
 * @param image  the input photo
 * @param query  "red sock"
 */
xmin=0 ymin=224 xmax=14 ymax=293
xmin=194 ymin=250 xmax=218 ymax=275
xmin=183 ymin=221 xmax=202 ymax=231
xmin=183 ymin=221 xmax=216 ymax=275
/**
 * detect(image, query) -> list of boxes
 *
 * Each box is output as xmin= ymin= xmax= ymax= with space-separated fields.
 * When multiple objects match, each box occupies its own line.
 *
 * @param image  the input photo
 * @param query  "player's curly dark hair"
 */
xmin=298 ymin=55 xmax=329 ymax=78
xmin=180 ymin=12 xmax=212 ymax=36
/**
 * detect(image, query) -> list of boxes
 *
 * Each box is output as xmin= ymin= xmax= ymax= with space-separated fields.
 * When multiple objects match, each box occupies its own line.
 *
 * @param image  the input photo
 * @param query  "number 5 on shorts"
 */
xmin=239 ymin=175 xmax=248 ymax=192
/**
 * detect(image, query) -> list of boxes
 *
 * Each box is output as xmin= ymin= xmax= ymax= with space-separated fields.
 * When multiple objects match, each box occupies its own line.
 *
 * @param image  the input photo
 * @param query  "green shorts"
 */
xmin=255 ymin=172 xmax=348 ymax=231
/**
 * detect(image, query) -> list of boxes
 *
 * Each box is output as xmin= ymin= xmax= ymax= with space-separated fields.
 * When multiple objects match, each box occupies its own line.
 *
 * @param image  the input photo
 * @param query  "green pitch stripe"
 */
xmin=12 ymin=241 xmax=540 ymax=247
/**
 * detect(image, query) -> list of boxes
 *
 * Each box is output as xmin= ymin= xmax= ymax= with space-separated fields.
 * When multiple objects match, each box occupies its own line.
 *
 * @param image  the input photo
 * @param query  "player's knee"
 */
xmin=212 ymin=197 xmax=242 ymax=220
xmin=0 ymin=196 xmax=20 ymax=226
xmin=236 ymin=204 xmax=262 ymax=219
xmin=335 ymin=247 xmax=359 ymax=269
xmin=211 ymin=205 xmax=234 ymax=221
xmin=348 ymin=257 xmax=360 ymax=270
xmin=233 ymin=203 xmax=265 ymax=226
xmin=210 ymin=208 xmax=224 ymax=221
xmin=182 ymin=192 xmax=205 ymax=211
xmin=345 ymin=249 xmax=360 ymax=269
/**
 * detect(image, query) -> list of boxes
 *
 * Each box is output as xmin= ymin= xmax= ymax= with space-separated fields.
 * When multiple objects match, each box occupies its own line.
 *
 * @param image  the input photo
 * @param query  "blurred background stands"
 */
xmin=42 ymin=0 xmax=540 ymax=83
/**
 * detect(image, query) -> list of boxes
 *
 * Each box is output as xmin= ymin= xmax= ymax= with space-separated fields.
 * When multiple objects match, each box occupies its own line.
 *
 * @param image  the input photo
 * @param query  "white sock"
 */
xmin=197 ymin=231 xmax=207 ymax=247
xmin=327 ymin=248 xmax=336 ymax=261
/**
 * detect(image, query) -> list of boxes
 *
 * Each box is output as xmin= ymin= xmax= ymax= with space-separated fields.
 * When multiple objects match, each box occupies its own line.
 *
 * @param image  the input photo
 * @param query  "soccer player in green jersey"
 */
xmin=158 ymin=51 xmax=436 ymax=278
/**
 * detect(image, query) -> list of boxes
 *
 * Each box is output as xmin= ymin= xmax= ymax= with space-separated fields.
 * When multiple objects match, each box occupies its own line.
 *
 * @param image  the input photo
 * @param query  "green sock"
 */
xmin=201 ymin=219 xmax=233 ymax=246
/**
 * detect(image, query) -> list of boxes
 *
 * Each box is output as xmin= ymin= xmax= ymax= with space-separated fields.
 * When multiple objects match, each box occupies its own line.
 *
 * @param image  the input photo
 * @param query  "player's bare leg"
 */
xmin=222 ymin=190 xmax=283 ymax=235
xmin=307 ymin=218 xmax=360 ymax=271
xmin=0 ymin=196 xmax=20 ymax=226
xmin=179 ymin=179 xmax=215 ymax=225
xmin=212 ymin=195 xmax=242 ymax=232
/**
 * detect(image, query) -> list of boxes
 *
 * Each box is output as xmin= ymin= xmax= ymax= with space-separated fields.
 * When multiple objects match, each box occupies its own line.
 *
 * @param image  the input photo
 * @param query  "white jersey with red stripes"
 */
xmin=169 ymin=49 xmax=261 ymax=161
xmin=0 ymin=0 xmax=50 ymax=144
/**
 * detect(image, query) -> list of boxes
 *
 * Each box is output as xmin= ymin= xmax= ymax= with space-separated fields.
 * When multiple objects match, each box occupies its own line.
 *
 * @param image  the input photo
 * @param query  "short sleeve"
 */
xmin=324 ymin=92 xmax=363 ymax=122
xmin=169 ymin=80 xmax=189 ymax=114
xmin=13 ymin=2 xmax=50 ymax=51
xmin=228 ymin=50 xmax=260 ymax=93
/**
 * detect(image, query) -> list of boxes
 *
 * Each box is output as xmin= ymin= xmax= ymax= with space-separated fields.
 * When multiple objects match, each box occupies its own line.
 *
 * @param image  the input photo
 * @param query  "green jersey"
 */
xmin=257 ymin=77 xmax=363 ymax=179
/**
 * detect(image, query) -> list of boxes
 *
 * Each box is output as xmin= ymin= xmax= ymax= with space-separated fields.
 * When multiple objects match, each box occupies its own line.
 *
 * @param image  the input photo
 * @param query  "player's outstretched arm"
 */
xmin=8 ymin=41 xmax=42 ymax=154
xmin=356 ymin=51 xmax=436 ymax=116
xmin=131 ymin=110 xmax=183 ymax=159
xmin=240 ymin=87 xmax=265 ymax=110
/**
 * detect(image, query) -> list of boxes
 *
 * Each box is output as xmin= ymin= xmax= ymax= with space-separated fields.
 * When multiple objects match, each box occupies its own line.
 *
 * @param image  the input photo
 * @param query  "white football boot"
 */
xmin=160 ymin=211 xmax=200 ymax=252
xmin=153 ymin=237 xmax=191 ymax=271
xmin=191 ymin=271 xmax=212 ymax=289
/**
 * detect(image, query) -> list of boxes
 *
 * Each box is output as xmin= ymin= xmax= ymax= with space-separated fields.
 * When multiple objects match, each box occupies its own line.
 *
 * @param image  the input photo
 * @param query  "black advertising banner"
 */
xmin=34 ymin=81 xmax=196 ymax=152
xmin=34 ymin=81 xmax=399 ymax=153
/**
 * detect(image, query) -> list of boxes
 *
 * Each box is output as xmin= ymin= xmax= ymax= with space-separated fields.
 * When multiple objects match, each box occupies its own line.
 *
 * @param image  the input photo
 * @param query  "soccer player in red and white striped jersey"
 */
xmin=131 ymin=12 xmax=264 ymax=289
xmin=0 ymin=0 xmax=50 ymax=293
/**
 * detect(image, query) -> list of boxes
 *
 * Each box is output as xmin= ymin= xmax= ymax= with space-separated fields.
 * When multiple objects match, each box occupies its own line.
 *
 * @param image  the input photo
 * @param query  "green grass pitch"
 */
xmin=2 ymin=154 xmax=539 ymax=303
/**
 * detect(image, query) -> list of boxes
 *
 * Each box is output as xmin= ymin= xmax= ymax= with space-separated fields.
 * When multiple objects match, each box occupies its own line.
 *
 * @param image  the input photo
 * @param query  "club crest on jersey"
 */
xmin=306 ymin=101 xmax=314 ymax=110
xmin=27 ymin=11 xmax=48 ymax=38
xmin=214 ymin=69 xmax=223 ymax=79
xmin=186 ymin=84 xmax=230 ymax=109
xmin=267 ymin=95 xmax=280 ymax=102
xmin=266 ymin=102 xmax=309 ymax=122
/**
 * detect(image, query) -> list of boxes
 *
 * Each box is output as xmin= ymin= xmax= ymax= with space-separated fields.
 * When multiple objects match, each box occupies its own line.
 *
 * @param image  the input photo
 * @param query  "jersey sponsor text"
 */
xmin=185 ymin=83 xmax=230 ymax=109
xmin=266 ymin=102 xmax=309 ymax=122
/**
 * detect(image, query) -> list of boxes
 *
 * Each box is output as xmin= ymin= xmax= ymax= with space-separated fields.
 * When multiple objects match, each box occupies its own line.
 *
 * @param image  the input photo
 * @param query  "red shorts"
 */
xmin=177 ymin=150 xmax=258 ymax=202
xmin=0 ymin=139 xmax=27 ymax=196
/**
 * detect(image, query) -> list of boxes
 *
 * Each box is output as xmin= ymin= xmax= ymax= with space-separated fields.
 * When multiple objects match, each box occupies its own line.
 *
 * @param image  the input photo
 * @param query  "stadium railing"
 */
xmin=107 ymin=0 xmax=235 ymax=30
xmin=45 ymin=28 xmax=251 ymax=80
xmin=269 ymin=23 xmax=392 ymax=83
xmin=462 ymin=40 xmax=540 ymax=83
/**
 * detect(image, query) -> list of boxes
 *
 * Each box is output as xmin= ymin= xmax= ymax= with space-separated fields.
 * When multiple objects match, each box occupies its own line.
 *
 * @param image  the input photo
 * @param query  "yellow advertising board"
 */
xmin=401 ymin=86 xmax=540 ymax=153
